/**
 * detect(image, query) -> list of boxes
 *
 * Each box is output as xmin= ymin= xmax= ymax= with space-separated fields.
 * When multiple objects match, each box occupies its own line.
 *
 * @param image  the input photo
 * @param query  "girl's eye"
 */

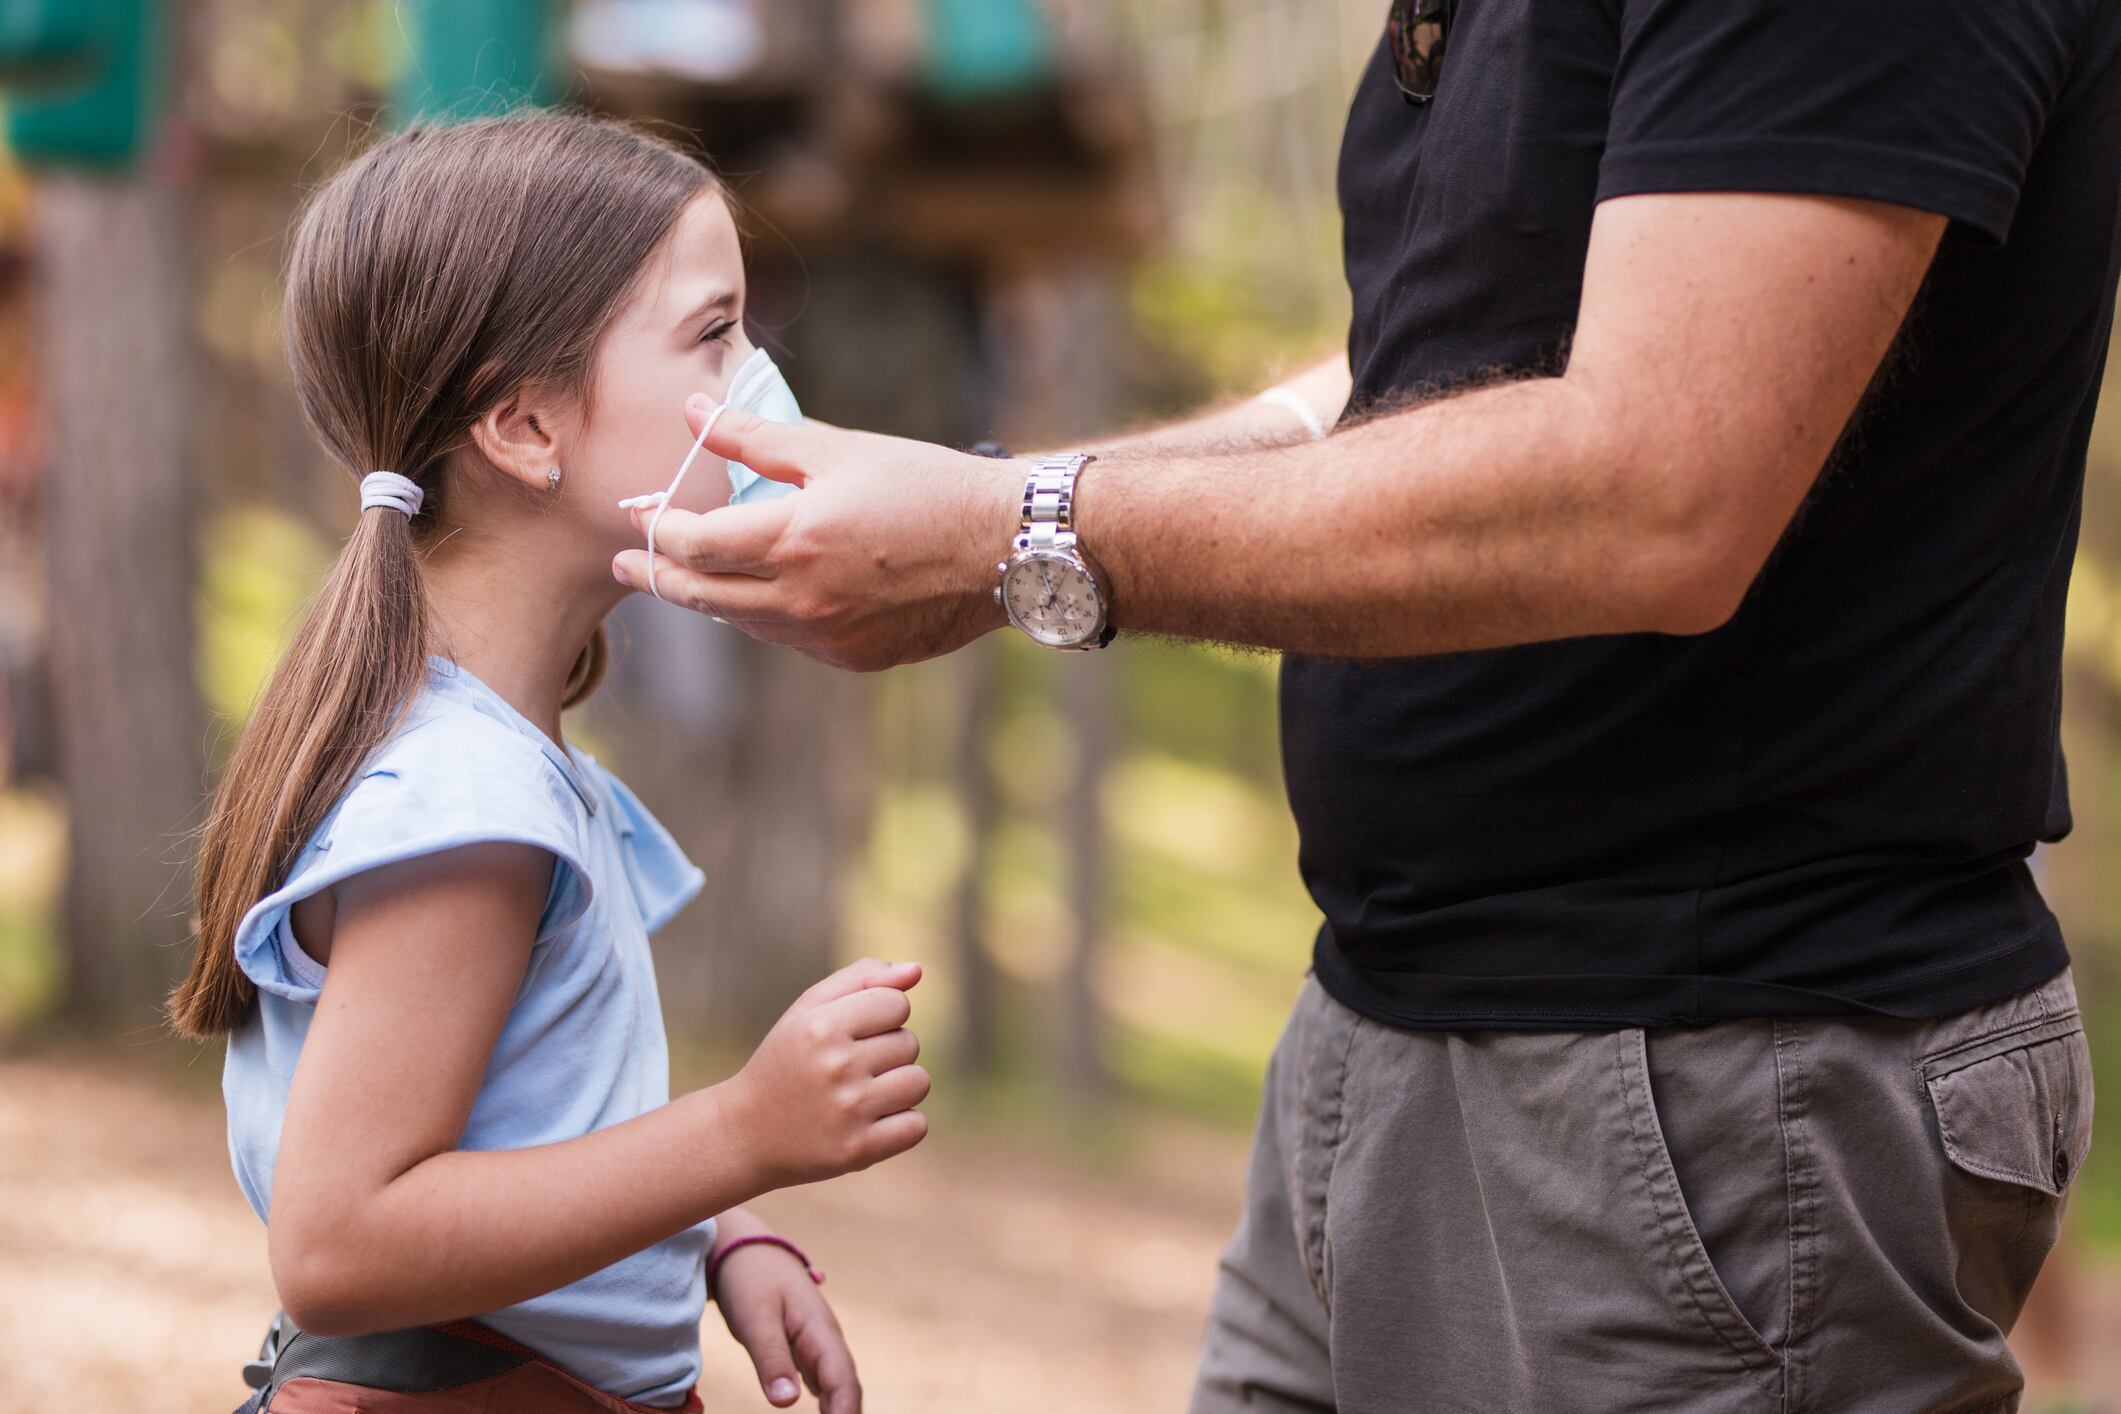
xmin=699 ymin=320 xmax=736 ymax=346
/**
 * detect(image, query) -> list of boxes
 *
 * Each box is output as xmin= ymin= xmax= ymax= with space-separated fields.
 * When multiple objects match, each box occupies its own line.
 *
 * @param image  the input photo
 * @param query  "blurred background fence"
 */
xmin=0 ymin=1 xmax=2114 ymax=1409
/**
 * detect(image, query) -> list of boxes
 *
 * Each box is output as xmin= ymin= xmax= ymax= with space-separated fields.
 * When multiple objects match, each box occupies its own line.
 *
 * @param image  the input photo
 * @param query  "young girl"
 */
xmin=167 ymin=111 xmax=929 ymax=1414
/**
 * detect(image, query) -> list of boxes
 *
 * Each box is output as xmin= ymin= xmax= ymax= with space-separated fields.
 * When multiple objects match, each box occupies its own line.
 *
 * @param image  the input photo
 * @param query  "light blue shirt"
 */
xmin=222 ymin=657 xmax=712 ymax=1407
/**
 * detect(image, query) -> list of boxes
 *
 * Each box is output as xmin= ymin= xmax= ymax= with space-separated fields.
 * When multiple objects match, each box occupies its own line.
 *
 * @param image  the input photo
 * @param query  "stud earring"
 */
xmin=546 ymin=467 xmax=562 ymax=492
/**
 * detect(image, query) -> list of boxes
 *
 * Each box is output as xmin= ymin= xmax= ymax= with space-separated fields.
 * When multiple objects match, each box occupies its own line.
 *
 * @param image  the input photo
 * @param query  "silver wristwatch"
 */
xmin=994 ymin=452 xmax=1114 ymax=651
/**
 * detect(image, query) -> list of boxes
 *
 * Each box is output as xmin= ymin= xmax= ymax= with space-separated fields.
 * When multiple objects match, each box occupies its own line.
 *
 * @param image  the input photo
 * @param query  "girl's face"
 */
xmin=559 ymin=191 xmax=756 ymax=551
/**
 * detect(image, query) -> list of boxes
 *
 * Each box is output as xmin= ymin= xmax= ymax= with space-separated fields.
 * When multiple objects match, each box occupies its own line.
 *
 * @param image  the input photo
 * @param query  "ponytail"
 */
xmin=169 ymin=111 xmax=712 ymax=1040
xmin=168 ymin=497 xmax=429 ymax=1038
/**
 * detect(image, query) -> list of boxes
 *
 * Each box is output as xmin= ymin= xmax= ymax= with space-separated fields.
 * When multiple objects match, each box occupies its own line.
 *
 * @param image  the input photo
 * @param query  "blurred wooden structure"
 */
xmin=574 ymin=0 xmax=1158 ymax=264
xmin=0 ymin=0 xmax=1161 ymax=1090
xmin=575 ymin=0 xmax=1156 ymax=1086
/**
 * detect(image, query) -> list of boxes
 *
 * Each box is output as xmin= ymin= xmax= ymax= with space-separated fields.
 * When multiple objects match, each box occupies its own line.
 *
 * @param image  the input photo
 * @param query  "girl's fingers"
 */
xmin=790 ymin=1304 xmax=861 ymax=1414
xmin=797 ymin=959 xmax=919 ymax=1011
xmin=826 ymin=984 xmax=914 ymax=1040
xmin=862 ymin=1107 xmax=929 ymax=1162
xmin=715 ymin=1266 xmax=802 ymax=1407
xmin=743 ymin=1314 xmax=803 ymax=1408
xmin=856 ymin=1027 xmax=919 ymax=1076
xmin=863 ymin=1063 xmax=932 ymax=1118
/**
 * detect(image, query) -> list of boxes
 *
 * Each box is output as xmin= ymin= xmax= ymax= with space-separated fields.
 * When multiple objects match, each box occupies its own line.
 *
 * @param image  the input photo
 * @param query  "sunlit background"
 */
xmin=0 ymin=2 xmax=2113 ymax=1410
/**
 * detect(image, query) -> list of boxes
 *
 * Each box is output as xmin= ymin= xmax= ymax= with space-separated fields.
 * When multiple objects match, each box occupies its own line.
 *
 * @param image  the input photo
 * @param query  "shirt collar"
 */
xmin=424 ymin=655 xmax=599 ymax=816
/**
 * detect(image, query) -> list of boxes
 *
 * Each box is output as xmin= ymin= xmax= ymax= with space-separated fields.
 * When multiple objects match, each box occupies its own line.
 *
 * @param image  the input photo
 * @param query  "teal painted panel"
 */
xmin=0 ymin=0 xmax=101 ymax=72
xmin=922 ymin=0 xmax=1056 ymax=101
xmin=4 ymin=0 xmax=161 ymax=170
xmin=394 ymin=0 xmax=562 ymax=122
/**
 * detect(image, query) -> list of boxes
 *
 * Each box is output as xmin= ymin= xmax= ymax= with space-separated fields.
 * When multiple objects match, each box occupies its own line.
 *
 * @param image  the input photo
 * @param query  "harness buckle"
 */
xmin=241 ymin=1310 xmax=286 ymax=1390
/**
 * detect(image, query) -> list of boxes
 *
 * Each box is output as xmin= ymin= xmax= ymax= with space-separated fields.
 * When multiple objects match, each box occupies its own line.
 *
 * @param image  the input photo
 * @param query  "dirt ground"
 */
xmin=0 ymin=1045 xmax=1243 ymax=1413
xmin=4 ymin=1046 xmax=2116 ymax=1413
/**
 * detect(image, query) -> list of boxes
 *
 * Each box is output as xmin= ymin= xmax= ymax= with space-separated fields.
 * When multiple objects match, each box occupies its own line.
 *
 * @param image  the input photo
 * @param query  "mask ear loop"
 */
xmin=642 ymin=402 xmax=727 ymax=603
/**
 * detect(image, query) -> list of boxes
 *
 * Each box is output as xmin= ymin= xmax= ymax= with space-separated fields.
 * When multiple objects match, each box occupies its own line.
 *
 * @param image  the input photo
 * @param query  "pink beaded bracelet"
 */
xmin=707 ymin=1234 xmax=825 ymax=1303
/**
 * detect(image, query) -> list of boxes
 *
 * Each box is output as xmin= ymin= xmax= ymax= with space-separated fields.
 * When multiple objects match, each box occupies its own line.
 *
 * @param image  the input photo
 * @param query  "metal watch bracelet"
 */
xmin=993 ymin=450 xmax=1115 ymax=650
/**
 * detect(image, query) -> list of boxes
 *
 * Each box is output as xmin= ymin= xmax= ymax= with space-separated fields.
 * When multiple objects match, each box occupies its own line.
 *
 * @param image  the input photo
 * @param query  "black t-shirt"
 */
xmin=1285 ymin=0 xmax=2121 ymax=1029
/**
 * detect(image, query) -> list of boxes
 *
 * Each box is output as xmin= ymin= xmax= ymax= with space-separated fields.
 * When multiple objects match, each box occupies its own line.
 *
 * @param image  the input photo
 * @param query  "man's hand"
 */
xmin=611 ymin=406 xmax=1018 ymax=671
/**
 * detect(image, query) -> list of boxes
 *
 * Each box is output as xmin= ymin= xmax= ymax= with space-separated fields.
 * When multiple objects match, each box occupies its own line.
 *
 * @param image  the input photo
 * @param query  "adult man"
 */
xmin=616 ymin=0 xmax=2114 ymax=1406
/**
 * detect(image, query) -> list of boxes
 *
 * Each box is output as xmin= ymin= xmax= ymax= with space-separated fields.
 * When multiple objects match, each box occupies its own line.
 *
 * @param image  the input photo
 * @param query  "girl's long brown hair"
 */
xmin=169 ymin=112 xmax=714 ymax=1039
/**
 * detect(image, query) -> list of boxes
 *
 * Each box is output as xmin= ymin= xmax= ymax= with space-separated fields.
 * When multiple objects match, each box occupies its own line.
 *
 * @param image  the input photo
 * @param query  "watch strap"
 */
xmin=1002 ymin=452 xmax=1113 ymax=650
xmin=1018 ymin=453 xmax=1094 ymax=552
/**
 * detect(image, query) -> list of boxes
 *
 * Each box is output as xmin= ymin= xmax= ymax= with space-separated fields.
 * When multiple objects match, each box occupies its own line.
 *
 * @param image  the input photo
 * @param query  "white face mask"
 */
xmin=622 ymin=346 xmax=803 ymax=601
xmin=720 ymin=345 xmax=802 ymax=506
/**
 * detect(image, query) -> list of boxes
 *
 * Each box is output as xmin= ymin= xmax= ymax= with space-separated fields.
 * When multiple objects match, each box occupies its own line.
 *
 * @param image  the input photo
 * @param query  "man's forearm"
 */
xmin=1063 ymin=199 xmax=1940 ymax=659
xmin=1074 ymin=373 xmax=1746 ymax=657
xmin=1089 ymin=352 xmax=1351 ymax=457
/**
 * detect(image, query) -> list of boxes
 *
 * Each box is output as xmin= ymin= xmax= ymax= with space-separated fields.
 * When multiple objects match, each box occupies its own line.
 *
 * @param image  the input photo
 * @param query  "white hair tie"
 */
xmin=360 ymin=471 xmax=424 ymax=518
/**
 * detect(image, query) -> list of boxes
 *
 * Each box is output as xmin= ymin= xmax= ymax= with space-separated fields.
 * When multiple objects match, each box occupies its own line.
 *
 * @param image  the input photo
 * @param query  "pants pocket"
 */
xmin=1639 ymin=1019 xmax=1796 ymax=1360
xmin=1287 ymin=977 xmax=1363 ymax=1313
xmin=1918 ymin=1007 xmax=2093 ymax=1264
xmin=1620 ymin=1029 xmax=1786 ymax=1384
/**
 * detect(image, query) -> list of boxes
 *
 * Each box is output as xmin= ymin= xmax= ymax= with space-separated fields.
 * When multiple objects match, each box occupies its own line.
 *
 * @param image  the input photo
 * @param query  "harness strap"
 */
xmin=257 ymin=1317 xmax=529 ymax=1403
xmin=235 ymin=1311 xmax=705 ymax=1414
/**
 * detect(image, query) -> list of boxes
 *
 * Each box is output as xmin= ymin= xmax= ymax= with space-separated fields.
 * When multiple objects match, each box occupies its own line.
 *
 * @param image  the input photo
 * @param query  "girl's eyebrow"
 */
xmin=673 ymin=289 xmax=739 ymax=332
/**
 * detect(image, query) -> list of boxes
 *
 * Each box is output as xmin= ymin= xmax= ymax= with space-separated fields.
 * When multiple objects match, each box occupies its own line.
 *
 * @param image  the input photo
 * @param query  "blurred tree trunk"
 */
xmin=617 ymin=608 xmax=861 ymax=1047
xmin=987 ymin=259 xmax=1129 ymax=1098
xmin=1060 ymin=648 xmax=1113 ymax=1098
xmin=948 ymin=638 xmax=1004 ymax=1076
xmin=33 ymin=169 xmax=203 ymax=1028
xmin=623 ymin=248 xmax=985 ymax=1046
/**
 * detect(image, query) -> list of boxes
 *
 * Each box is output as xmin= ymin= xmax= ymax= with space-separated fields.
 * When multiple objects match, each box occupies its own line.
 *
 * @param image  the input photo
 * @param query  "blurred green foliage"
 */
xmin=0 ymin=788 xmax=63 ymax=1033
xmin=1131 ymin=184 xmax=1348 ymax=398
xmin=197 ymin=506 xmax=335 ymax=734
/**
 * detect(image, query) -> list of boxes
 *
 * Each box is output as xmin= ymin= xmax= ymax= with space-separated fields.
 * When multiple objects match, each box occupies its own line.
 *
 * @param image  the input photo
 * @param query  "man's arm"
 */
xmin=1088 ymin=352 xmax=1352 ymax=456
xmin=613 ymin=191 xmax=1942 ymax=668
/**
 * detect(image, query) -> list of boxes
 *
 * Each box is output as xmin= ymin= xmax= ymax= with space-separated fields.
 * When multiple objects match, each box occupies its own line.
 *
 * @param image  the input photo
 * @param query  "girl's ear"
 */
xmin=468 ymin=394 xmax=566 ymax=494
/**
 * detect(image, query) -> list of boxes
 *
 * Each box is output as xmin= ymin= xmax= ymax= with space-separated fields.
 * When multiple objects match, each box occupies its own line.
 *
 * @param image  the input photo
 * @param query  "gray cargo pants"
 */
xmin=1189 ymin=968 xmax=2093 ymax=1414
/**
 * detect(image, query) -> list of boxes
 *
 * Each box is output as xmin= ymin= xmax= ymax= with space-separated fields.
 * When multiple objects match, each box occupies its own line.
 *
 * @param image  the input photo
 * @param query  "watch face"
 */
xmin=1002 ymin=552 xmax=1102 ymax=647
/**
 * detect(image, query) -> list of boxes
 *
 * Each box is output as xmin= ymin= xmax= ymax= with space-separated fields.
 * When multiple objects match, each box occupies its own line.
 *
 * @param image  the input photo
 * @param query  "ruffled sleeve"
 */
xmin=230 ymin=711 xmax=596 ymax=1003
xmin=586 ymin=759 xmax=705 ymax=935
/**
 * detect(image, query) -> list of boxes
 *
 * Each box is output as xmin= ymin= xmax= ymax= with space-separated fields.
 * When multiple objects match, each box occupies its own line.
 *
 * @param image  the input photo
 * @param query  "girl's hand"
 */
xmin=726 ymin=958 xmax=930 ymax=1188
xmin=712 ymin=1215 xmax=861 ymax=1413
